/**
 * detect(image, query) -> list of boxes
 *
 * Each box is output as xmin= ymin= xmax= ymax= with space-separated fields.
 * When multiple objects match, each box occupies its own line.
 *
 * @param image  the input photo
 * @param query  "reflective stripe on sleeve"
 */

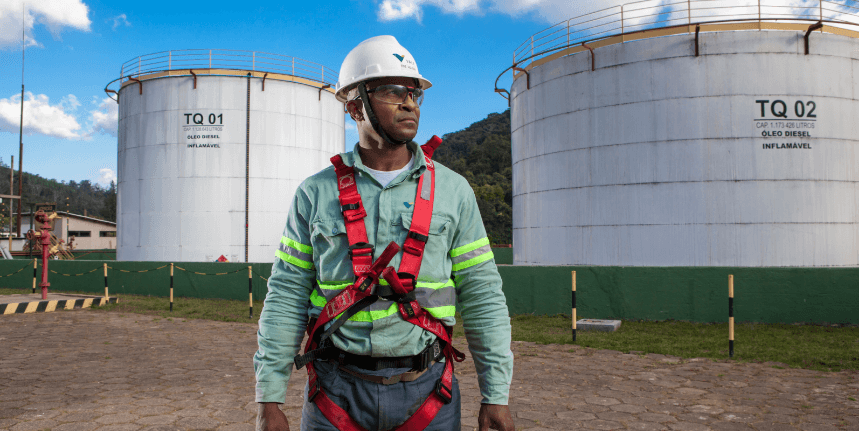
xmin=450 ymin=238 xmax=493 ymax=272
xmin=276 ymin=237 xmax=314 ymax=269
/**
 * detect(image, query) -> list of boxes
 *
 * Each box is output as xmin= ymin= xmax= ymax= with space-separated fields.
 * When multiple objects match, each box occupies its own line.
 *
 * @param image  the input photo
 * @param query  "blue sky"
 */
xmin=0 ymin=0 xmax=606 ymax=187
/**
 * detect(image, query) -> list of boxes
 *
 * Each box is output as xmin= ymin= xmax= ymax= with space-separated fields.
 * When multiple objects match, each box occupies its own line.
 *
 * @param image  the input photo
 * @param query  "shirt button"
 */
xmin=332 ymin=228 xmax=338 ymax=234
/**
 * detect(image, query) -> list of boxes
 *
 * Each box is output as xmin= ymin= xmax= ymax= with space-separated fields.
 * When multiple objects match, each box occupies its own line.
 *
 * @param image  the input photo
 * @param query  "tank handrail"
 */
xmin=111 ymin=49 xmax=337 ymax=97
xmin=494 ymin=16 xmax=859 ymax=100
xmin=509 ymin=0 xmax=858 ymax=69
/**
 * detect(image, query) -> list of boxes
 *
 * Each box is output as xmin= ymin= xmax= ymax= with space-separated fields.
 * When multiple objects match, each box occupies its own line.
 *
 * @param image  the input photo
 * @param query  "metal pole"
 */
xmin=245 ymin=73 xmax=250 ymax=263
xmin=729 ymin=274 xmax=735 ymax=358
xmin=248 ymin=266 xmax=253 ymax=319
xmin=758 ymin=0 xmax=761 ymax=29
xmin=820 ymin=0 xmax=823 ymax=25
xmin=9 ymin=156 xmax=13 ymax=252
xmin=138 ymin=56 xmax=141 ymax=75
xmin=209 ymin=49 xmax=212 ymax=69
xmin=688 ymin=0 xmax=691 ymax=26
xmin=530 ymin=36 xmax=534 ymax=58
xmin=17 ymin=4 xmax=24 ymax=238
xmin=168 ymin=51 xmax=172 ymax=71
xmin=169 ymin=263 xmax=174 ymax=312
xmin=571 ymin=271 xmax=577 ymax=342
xmin=252 ymin=52 xmax=255 ymax=71
xmin=621 ymin=6 xmax=624 ymax=38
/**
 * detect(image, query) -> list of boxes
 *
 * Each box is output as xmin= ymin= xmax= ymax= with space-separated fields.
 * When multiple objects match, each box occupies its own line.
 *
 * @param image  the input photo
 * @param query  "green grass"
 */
xmin=513 ymin=314 xmax=859 ymax=372
xmin=0 ymin=287 xmax=264 ymax=322
xmin=2 ymin=288 xmax=857 ymax=372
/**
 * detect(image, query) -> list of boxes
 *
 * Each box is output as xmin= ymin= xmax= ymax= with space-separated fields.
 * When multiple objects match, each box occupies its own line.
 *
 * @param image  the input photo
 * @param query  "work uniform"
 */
xmin=254 ymin=141 xmax=513 ymax=429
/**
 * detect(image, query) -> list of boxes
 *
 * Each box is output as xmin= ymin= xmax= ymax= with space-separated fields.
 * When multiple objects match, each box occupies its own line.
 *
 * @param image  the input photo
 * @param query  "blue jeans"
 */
xmin=300 ymin=359 xmax=461 ymax=431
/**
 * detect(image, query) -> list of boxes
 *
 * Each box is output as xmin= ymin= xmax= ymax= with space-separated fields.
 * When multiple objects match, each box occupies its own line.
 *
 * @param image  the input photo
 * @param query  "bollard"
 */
xmin=572 ymin=271 xmax=577 ymax=342
xmin=729 ymin=274 xmax=734 ymax=358
xmin=32 ymin=258 xmax=37 ymax=294
xmin=248 ymin=266 xmax=253 ymax=319
xmin=169 ymin=263 xmax=174 ymax=312
xmin=103 ymin=263 xmax=109 ymax=299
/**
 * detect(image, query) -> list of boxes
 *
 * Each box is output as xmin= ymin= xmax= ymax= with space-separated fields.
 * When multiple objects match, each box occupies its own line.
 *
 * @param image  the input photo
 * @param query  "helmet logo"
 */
xmin=393 ymin=53 xmax=405 ymax=62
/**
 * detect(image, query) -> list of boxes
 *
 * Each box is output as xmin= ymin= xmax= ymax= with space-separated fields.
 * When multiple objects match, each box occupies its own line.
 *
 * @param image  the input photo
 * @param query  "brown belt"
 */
xmin=338 ymin=359 xmax=438 ymax=385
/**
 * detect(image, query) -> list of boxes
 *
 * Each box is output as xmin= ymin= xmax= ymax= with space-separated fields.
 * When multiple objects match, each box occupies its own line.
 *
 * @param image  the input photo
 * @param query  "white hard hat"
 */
xmin=335 ymin=35 xmax=432 ymax=103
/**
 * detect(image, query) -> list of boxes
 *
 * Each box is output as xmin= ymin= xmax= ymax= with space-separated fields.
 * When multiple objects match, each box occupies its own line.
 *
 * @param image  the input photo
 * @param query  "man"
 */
xmin=254 ymin=35 xmax=514 ymax=431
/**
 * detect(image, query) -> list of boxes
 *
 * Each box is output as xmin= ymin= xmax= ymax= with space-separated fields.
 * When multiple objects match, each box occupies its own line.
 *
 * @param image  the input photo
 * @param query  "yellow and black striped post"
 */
xmin=248 ymin=266 xmax=253 ymax=319
xmin=729 ymin=274 xmax=734 ymax=358
xmin=169 ymin=263 xmax=174 ymax=312
xmin=572 ymin=271 xmax=577 ymax=342
xmin=103 ymin=263 xmax=109 ymax=299
xmin=32 ymin=258 xmax=37 ymax=293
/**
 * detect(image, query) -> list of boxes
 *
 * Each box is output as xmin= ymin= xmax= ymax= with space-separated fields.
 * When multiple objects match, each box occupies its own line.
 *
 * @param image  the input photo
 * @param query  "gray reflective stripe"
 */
xmin=278 ymin=241 xmax=312 ymax=263
xmin=451 ymin=244 xmax=492 ymax=265
xmin=312 ymin=285 xmax=455 ymax=312
xmin=420 ymin=171 xmax=431 ymax=200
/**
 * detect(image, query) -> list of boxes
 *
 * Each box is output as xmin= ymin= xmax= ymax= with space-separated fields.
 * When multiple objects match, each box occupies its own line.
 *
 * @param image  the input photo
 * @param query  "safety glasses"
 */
xmin=365 ymin=84 xmax=424 ymax=106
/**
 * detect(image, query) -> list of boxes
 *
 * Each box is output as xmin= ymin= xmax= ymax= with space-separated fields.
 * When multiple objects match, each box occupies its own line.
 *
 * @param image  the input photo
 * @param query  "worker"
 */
xmin=254 ymin=35 xmax=514 ymax=431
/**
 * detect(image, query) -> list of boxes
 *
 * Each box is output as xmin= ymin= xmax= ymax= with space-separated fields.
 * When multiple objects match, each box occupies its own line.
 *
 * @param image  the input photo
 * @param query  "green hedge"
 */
xmin=1 ymin=259 xmax=855 ymax=324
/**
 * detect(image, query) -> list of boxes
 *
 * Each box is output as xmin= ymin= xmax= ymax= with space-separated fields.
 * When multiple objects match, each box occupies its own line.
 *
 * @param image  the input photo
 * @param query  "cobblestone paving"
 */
xmin=1 ymin=310 xmax=857 ymax=430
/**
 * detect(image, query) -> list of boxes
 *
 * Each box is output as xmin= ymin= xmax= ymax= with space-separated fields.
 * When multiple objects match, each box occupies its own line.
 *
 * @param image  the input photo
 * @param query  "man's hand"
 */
xmin=478 ymin=403 xmax=514 ymax=431
xmin=257 ymin=403 xmax=289 ymax=431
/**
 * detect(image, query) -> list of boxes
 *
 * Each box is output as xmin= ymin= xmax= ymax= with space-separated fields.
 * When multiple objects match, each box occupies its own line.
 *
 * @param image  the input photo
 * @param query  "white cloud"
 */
xmin=90 ymin=97 xmax=118 ymax=137
xmin=0 ymin=0 xmax=91 ymax=49
xmin=95 ymin=168 xmax=116 ymax=186
xmin=377 ymin=0 xmax=596 ymax=23
xmin=0 ymin=92 xmax=83 ymax=139
xmin=110 ymin=13 xmax=130 ymax=30
xmin=377 ymin=0 xmax=856 ymax=26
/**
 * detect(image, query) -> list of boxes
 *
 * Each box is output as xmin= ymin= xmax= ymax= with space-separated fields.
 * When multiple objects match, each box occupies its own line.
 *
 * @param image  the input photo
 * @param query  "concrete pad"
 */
xmin=0 ymin=293 xmax=118 ymax=315
xmin=576 ymin=319 xmax=622 ymax=332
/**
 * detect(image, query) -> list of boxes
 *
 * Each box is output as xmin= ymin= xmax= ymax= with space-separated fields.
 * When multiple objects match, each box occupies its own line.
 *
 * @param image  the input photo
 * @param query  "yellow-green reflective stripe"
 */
xmin=450 ymin=237 xmax=490 ymax=258
xmin=316 ymin=279 xmax=454 ymax=291
xmin=276 ymin=250 xmax=313 ymax=269
xmin=282 ymin=237 xmax=313 ymax=254
xmin=452 ymin=250 xmax=494 ymax=272
xmin=425 ymin=305 xmax=456 ymax=318
xmin=310 ymin=290 xmax=399 ymax=322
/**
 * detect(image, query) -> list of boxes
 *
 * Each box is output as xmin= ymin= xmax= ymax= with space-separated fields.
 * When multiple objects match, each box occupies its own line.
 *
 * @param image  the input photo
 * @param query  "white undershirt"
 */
xmin=363 ymin=154 xmax=415 ymax=188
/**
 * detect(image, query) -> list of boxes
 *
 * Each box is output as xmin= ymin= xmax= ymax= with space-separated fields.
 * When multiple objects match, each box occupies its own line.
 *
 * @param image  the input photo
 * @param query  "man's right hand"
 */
xmin=257 ymin=403 xmax=290 ymax=431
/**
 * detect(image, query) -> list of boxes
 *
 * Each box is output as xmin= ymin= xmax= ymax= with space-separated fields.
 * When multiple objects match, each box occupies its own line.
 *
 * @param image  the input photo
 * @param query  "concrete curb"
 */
xmin=0 ymin=294 xmax=118 ymax=315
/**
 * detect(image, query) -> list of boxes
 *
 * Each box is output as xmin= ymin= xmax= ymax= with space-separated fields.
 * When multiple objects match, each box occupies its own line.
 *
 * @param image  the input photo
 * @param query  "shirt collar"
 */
xmin=345 ymin=141 xmax=427 ymax=178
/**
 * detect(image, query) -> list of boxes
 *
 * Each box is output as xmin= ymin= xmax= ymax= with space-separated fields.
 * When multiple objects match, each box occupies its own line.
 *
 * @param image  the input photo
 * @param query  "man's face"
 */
xmin=351 ymin=77 xmax=421 ymax=144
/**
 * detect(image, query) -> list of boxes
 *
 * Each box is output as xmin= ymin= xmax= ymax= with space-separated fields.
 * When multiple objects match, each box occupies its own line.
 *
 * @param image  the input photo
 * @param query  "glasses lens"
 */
xmin=371 ymin=85 xmax=423 ymax=106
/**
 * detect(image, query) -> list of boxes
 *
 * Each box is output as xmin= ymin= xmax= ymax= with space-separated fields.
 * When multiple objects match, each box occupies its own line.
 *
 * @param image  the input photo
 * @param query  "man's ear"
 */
xmin=346 ymin=99 xmax=364 ymax=122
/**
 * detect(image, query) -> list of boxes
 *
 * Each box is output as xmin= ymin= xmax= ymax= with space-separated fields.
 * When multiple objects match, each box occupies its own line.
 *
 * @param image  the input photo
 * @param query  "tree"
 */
xmin=102 ymin=181 xmax=117 ymax=222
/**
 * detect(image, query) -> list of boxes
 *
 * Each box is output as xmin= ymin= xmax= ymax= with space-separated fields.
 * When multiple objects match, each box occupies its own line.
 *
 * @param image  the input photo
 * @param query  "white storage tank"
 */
xmin=108 ymin=50 xmax=343 ymax=262
xmin=508 ymin=17 xmax=859 ymax=266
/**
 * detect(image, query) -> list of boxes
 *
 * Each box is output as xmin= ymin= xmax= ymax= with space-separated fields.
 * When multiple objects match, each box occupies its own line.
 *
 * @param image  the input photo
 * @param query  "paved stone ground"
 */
xmin=1 ymin=310 xmax=857 ymax=431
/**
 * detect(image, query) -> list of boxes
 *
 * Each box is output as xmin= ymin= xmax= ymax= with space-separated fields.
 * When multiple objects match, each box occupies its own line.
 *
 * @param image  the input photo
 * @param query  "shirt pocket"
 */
xmin=310 ymin=219 xmax=352 ymax=280
xmin=398 ymin=212 xmax=452 ymax=278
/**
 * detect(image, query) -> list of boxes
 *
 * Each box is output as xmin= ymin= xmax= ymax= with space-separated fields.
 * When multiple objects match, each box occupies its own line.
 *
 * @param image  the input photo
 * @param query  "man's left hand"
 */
xmin=478 ymin=403 xmax=514 ymax=431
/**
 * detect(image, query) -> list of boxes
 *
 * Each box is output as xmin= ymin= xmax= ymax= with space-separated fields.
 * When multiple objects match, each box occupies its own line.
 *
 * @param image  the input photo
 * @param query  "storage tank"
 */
xmin=106 ymin=50 xmax=343 ymax=262
xmin=503 ymin=5 xmax=859 ymax=266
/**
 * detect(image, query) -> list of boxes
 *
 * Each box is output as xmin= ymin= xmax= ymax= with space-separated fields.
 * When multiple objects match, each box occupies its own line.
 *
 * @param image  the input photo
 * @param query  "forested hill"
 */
xmin=433 ymin=110 xmax=512 ymax=245
xmin=0 ymin=160 xmax=116 ymax=226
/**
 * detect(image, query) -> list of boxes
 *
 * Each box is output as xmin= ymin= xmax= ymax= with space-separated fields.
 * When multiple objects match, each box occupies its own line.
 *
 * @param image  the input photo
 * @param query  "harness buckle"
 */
xmin=348 ymin=242 xmax=375 ymax=259
xmin=340 ymin=203 xmax=360 ymax=213
xmin=434 ymin=378 xmax=453 ymax=404
xmin=307 ymin=377 xmax=321 ymax=402
xmin=407 ymin=231 xmax=429 ymax=243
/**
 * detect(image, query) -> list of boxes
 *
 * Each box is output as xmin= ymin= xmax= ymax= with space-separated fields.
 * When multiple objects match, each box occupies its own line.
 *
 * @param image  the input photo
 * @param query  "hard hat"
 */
xmin=335 ymin=35 xmax=432 ymax=103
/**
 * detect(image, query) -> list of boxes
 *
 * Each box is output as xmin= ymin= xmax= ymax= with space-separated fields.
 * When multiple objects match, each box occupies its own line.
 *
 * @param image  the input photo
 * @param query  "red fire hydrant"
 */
xmin=35 ymin=210 xmax=52 ymax=300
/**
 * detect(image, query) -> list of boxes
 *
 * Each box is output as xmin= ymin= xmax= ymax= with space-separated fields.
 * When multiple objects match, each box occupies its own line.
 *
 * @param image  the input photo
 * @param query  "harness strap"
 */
xmin=303 ymin=136 xmax=458 ymax=431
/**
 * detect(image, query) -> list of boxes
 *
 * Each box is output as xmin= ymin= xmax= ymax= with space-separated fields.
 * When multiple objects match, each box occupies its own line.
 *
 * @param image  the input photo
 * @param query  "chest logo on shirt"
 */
xmin=424 ymin=156 xmax=434 ymax=169
xmin=404 ymin=201 xmax=414 ymax=209
xmin=338 ymin=173 xmax=355 ymax=190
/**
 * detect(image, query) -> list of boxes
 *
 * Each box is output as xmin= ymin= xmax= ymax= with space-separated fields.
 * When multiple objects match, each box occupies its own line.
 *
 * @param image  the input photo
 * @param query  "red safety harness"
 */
xmin=294 ymin=136 xmax=465 ymax=431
